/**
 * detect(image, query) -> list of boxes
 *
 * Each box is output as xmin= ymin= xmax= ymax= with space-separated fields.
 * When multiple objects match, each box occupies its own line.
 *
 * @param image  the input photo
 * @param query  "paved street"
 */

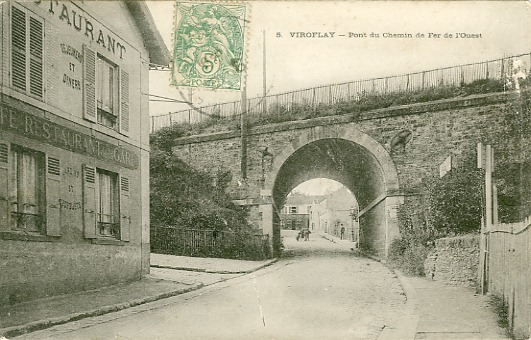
xmin=17 ymin=231 xmax=406 ymax=340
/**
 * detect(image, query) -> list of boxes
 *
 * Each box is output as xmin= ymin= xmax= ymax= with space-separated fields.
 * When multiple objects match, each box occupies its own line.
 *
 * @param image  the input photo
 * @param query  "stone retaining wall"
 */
xmin=424 ymin=234 xmax=479 ymax=288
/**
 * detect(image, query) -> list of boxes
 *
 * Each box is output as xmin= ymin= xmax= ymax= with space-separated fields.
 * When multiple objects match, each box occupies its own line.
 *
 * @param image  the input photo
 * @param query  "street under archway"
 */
xmin=263 ymin=127 xmax=402 ymax=257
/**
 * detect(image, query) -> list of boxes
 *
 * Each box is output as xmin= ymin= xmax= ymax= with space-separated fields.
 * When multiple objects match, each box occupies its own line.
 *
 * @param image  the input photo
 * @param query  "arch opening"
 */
xmin=263 ymin=131 xmax=401 ymax=258
xmin=280 ymin=179 xmax=360 ymax=244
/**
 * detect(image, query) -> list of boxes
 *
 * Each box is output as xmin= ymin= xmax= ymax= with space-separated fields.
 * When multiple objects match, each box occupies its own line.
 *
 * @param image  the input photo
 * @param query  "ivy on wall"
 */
xmin=149 ymin=130 xmax=252 ymax=233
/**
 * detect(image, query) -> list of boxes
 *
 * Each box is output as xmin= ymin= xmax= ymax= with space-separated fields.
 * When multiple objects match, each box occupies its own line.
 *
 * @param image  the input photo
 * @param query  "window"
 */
xmin=83 ymin=46 xmax=130 ymax=136
xmin=290 ymin=206 xmax=298 ymax=214
xmin=0 ymin=142 xmax=62 ymax=238
xmin=96 ymin=56 xmax=118 ymax=129
xmin=11 ymin=5 xmax=44 ymax=98
xmin=96 ymin=169 xmax=119 ymax=238
xmin=82 ymin=165 xmax=130 ymax=242
xmin=8 ymin=145 xmax=45 ymax=232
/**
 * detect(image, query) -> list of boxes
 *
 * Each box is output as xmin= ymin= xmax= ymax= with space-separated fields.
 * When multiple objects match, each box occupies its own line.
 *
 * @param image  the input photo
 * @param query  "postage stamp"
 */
xmin=171 ymin=2 xmax=247 ymax=90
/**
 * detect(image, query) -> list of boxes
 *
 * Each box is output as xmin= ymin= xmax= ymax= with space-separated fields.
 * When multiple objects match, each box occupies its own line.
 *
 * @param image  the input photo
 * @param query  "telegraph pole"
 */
xmin=262 ymin=30 xmax=267 ymax=114
xmin=240 ymin=82 xmax=247 ymax=180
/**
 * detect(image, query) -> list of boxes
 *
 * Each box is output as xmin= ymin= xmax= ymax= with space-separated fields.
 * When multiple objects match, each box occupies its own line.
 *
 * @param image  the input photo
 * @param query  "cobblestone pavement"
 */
xmin=17 ymin=231 xmax=407 ymax=340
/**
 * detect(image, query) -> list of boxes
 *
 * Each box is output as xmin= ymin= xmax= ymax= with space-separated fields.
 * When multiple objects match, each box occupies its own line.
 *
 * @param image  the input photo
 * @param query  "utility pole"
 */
xmin=478 ymin=142 xmax=494 ymax=294
xmin=240 ymin=83 xmax=247 ymax=180
xmin=262 ymin=30 xmax=267 ymax=115
xmin=188 ymin=88 xmax=193 ymax=123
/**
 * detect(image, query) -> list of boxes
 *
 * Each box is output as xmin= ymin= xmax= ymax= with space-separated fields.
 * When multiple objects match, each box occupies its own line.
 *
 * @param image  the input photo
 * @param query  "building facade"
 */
xmin=0 ymin=1 xmax=168 ymax=305
xmin=310 ymin=187 xmax=359 ymax=242
xmin=279 ymin=195 xmax=315 ymax=230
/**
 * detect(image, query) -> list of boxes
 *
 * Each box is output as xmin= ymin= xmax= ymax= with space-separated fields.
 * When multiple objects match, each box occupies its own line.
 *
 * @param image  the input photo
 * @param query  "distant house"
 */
xmin=310 ymin=187 xmax=359 ymax=242
xmin=280 ymin=195 xmax=318 ymax=230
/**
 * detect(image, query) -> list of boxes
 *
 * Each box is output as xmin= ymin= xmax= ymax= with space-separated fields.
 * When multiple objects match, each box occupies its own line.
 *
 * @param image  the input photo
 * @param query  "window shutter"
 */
xmin=119 ymin=70 xmax=130 ymax=136
xmin=119 ymin=175 xmax=130 ymax=241
xmin=45 ymin=156 xmax=61 ymax=236
xmin=83 ymin=45 xmax=97 ymax=123
xmin=29 ymin=16 xmax=43 ymax=98
xmin=11 ymin=5 xmax=27 ymax=92
xmin=82 ymin=164 xmax=97 ymax=238
xmin=0 ymin=143 xmax=10 ymax=231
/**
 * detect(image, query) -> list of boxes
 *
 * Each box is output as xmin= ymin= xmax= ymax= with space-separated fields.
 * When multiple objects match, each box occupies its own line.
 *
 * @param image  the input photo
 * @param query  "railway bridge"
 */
xmin=155 ymin=54 xmax=531 ymax=258
xmin=170 ymin=90 xmax=525 ymax=257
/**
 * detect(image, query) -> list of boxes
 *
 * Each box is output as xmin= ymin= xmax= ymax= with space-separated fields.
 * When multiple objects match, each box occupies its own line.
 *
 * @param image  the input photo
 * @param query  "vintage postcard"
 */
xmin=2 ymin=1 xmax=530 ymax=340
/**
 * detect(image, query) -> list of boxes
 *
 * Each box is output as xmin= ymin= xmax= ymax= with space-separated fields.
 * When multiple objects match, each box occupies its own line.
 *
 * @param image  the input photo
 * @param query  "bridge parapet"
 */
xmin=152 ymin=53 xmax=529 ymax=132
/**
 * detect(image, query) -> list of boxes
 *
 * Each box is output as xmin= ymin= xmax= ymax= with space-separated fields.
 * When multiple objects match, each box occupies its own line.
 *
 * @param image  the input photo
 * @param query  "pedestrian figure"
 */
xmin=296 ymin=230 xmax=302 ymax=241
xmin=340 ymin=225 xmax=345 ymax=240
xmin=304 ymin=228 xmax=311 ymax=241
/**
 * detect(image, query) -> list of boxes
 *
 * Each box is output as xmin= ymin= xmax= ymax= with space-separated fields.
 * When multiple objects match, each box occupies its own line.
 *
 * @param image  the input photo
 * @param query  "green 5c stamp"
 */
xmin=172 ymin=2 xmax=247 ymax=90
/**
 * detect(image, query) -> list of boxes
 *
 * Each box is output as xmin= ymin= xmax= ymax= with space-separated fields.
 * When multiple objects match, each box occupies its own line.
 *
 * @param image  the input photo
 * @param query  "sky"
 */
xmin=146 ymin=1 xmax=531 ymax=116
xmin=292 ymin=178 xmax=344 ymax=196
xmin=145 ymin=1 xmax=530 ymax=195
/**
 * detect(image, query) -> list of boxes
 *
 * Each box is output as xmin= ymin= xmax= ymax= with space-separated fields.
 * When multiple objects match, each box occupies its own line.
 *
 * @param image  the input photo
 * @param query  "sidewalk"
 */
xmin=318 ymin=233 xmax=509 ymax=340
xmin=150 ymin=253 xmax=276 ymax=274
xmin=319 ymin=232 xmax=358 ymax=250
xmin=380 ymin=273 xmax=510 ymax=340
xmin=0 ymin=255 xmax=277 ymax=339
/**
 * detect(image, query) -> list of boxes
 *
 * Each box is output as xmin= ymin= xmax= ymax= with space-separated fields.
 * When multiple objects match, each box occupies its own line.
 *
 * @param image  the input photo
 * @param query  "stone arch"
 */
xmin=261 ymin=125 xmax=401 ymax=258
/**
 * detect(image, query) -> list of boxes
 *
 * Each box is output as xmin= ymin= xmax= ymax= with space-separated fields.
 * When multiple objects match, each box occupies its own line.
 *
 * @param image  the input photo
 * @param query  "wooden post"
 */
xmin=477 ymin=142 xmax=486 ymax=294
xmin=241 ymin=88 xmax=248 ymax=180
xmin=486 ymin=144 xmax=493 ymax=230
xmin=262 ymin=30 xmax=267 ymax=115
xmin=478 ymin=143 xmax=495 ymax=295
xmin=493 ymin=185 xmax=498 ymax=225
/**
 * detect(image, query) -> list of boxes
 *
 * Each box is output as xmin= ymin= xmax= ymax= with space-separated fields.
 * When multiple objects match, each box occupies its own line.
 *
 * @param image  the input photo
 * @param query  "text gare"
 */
xmin=35 ymin=0 xmax=127 ymax=59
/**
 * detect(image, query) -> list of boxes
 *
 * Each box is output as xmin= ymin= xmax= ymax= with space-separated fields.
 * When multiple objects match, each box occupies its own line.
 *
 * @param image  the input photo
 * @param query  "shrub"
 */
xmin=149 ymin=134 xmax=269 ymax=259
xmin=495 ymin=161 xmax=531 ymax=222
xmin=489 ymin=294 xmax=512 ymax=338
xmin=389 ymin=153 xmax=483 ymax=275
xmin=388 ymin=196 xmax=436 ymax=276
xmin=427 ymin=161 xmax=483 ymax=235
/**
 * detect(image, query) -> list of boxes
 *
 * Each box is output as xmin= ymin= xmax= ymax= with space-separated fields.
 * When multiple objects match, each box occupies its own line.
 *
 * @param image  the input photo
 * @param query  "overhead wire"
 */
xmin=147 ymin=93 xmax=190 ymax=104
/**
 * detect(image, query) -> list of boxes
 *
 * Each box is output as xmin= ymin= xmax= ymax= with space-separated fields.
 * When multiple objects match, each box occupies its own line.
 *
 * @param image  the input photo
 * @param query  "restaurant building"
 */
xmin=0 ymin=1 xmax=169 ymax=305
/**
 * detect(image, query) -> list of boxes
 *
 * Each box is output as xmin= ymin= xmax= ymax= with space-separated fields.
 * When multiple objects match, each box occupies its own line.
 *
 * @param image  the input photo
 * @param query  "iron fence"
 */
xmin=150 ymin=53 xmax=531 ymax=132
xmin=150 ymin=225 xmax=271 ymax=260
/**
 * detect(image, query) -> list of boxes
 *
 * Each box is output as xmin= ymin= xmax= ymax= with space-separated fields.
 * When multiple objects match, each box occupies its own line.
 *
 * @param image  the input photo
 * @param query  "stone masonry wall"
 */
xmin=172 ymin=93 xmax=519 ymax=204
xmin=169 ymin=92 xmax=526 ymax=258
xmin=424 ymin=234 xmax=479 ymax=288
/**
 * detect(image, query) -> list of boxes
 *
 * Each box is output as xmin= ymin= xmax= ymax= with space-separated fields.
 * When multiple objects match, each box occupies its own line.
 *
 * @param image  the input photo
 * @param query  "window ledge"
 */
xmin=91 ymin=238 xmax=125 ymax=246
xmin=0 ymin=231 xmax=60 ymax=242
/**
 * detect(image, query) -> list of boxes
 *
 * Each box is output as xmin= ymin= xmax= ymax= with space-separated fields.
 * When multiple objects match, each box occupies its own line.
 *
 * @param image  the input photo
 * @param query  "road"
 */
xmin=17 ymin=231 xmax=407 ymax=340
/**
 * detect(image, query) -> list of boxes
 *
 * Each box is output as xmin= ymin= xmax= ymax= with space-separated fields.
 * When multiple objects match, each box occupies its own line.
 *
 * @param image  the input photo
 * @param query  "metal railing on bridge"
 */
xmin=150 ymin=225 xmax=271 ymax=260
xmin=150 ymin=53 xmax=531 ymax=133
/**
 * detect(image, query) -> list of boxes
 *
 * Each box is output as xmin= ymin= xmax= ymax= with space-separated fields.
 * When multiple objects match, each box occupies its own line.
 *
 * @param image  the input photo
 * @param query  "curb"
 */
xmin=351 ymin=251 xmax=420 ymax=339
xmin=0 ymin=283 xmax=203 ymax=339
xmin=318 ymin=233 xmax=357 ymax=250
xmin=390 ymin=270 xmax=420 ymax=338
xmin=151 ymin=258 xmax=279 ymax=275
